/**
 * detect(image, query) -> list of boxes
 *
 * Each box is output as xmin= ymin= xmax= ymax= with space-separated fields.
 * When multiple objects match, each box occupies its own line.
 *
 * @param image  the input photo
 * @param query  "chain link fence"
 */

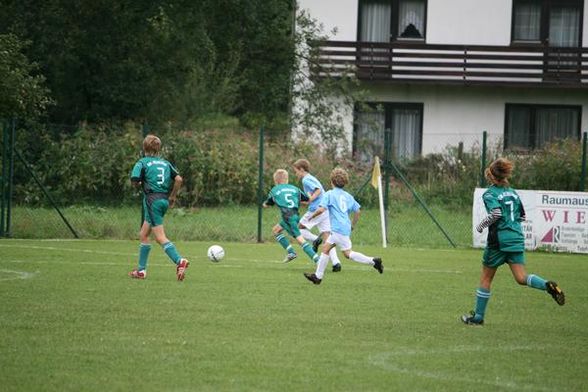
xmin=1 ymin=120 xmax=586 ymax=248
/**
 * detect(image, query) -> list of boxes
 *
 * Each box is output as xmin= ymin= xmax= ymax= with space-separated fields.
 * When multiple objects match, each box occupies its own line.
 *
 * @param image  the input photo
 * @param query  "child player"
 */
xmin=292 ymin=159 xmax=342 ymax=272
xmin=462 ymin=158 xmax=565 ymax=325
xmin=128 ymin=134 xmax=190 ymax=281
xmin=262 ymin=169 xmax=319 ymax=264
xmin=303 ymin=168 xmax=383 ymax=285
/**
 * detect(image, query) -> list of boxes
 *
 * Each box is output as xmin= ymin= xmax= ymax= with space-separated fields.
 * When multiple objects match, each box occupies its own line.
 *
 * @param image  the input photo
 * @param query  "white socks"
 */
xmin=300 ymin=229 xmax=318 ymax=242
xmin=315 ymin=253 xmax=330 ymax=279
xmin=349 ymin=251 xmax=374 ymax=265
xmin=329 ymin=248 xmax=341 ymax=266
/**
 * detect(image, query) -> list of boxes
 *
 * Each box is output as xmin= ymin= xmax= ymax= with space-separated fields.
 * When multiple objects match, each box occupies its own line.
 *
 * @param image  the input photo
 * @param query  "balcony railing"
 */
xmin=313 ymin=40 xmax=588 ymax=88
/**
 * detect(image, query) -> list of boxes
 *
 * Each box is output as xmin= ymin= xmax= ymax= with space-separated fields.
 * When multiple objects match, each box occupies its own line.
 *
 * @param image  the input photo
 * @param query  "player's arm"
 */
xmin=130 ymin=162 xmax=144 ymax=189
xmin=476 ymin=208 xmax=501 ymax=233
xmin=168 ymin=175 xmax=182 ymax=208
xmin=300 ymin=191 xmax=310 ymax=205
xmin=307 ymin=188 xmax=321 ymax=203
xmin=310 ymin=206 xmax=326 ymax=220
xmin=262 ymin=194 xmax=274 ymax=208
xmin=351 ymin=210 xmax=360 ymax=230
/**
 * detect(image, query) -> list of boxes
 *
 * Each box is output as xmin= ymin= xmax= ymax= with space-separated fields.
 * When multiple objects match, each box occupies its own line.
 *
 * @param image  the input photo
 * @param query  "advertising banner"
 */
xmin=473 ymin=188 xmax=588 ymax=254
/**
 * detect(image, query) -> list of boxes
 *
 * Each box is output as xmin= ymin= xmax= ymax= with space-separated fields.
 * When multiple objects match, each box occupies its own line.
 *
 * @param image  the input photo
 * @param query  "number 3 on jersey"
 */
xmin=156 ymin=167 xmax=165 ymax=185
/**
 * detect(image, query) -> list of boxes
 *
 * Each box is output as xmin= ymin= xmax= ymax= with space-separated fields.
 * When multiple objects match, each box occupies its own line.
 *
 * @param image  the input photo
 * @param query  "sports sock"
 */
xmin=474 ymin=288 xmax=491 ymax=321
xmin=301 ymin=242 xmax=318 ymax=263
xmin=300 ymin=229 xmax=318 ymax=242
xmin=349 ymin=251 xmax=374 ymax=265
xmin=315 ymin=253 xmax=330 ymax=279
xmin=526 ymin=274 xmax=547 ymax=290
xmin=138 ymin=243 xmax=151 ymax=271
xmin=162 ymin=242 xmax=181 ymax=264
xmin=275 ymin=234 xmax=295 ymax=254
xmin=329 ymin=248 xmax=341 ymax=266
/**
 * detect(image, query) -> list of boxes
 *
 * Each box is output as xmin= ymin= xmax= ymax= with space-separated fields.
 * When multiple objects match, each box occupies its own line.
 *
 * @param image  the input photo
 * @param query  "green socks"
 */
xmin=162 ymin=242 xmax=181 ymax=264
xmin=474 ymin=288 xmax=491 ymax=322
xmin=138 ymin=243 xmax=151 ymax=271
xmin=526 ymin=274 xmax=547 ymax=290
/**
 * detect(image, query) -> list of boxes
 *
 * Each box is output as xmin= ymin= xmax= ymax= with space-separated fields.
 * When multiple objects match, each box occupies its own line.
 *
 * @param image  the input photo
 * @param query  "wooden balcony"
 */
xmin=313 ymin=40 xmax=588 ymax=89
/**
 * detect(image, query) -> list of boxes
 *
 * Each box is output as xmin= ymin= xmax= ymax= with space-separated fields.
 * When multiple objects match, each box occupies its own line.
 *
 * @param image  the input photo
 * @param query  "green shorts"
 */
xmin=482 ymin=248 xmax=525 ymax=269
xmin=280 ymin=215 xmax=301 ymax=238
xmin=143 ymin=198 xmax=169 ymax=227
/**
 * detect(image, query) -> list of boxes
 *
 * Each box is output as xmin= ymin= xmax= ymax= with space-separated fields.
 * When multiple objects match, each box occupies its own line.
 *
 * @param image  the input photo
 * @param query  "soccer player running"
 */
xmin=462 ymin=158 xmax=565 ymax=325
xmin=262 ymin=169 xmax=319 ymax=264
xmin=128 ymin=134 xmax=190 ymax=281
xmin=303 ymin=168 xmax=383 ymax=285
xmin=292 ymin=159 xmax=342 ymax=272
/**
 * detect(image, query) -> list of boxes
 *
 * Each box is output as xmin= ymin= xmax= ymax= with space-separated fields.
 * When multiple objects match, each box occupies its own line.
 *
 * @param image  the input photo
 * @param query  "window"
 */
xmin=512 ymin=0 xmax=583 ymax=47
xmin=505 ymin=104 xmax=581 ymax=151
xmin=358 ymin=0 xmax=427 ymax=42
xmin=354 ymin=103 xmax=423 ymax=161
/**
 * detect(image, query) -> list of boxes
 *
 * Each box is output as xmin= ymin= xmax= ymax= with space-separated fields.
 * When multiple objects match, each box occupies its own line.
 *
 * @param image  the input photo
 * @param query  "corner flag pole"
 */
xmin=371 ymin=156 xmax=387 ymax=248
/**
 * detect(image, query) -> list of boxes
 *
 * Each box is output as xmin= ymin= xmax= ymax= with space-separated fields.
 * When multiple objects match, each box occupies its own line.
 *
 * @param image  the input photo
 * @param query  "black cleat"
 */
xmin=546 ymin=281 xmax=565 ymax=306
xmin=332 ymin=263 xmax=342 ymax=272
xmin=461 ymin=311 xmax=484 ymax=326
xmin=373 ymin=258 xmax=384 ymax=274
xmin=303 ymin=272 xmax=322 ymax=285
xmin=312 ymin=236 xmax=323 ymax=253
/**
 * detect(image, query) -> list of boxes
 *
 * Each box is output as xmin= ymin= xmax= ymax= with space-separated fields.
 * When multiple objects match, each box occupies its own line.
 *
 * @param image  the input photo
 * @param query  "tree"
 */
xmin=0 ymin=34 xmax=52 ymax=120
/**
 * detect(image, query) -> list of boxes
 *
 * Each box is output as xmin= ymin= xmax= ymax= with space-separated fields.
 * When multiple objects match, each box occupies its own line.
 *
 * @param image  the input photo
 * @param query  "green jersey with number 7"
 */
xmin=482 ymin=185 xmax=525 ymax=252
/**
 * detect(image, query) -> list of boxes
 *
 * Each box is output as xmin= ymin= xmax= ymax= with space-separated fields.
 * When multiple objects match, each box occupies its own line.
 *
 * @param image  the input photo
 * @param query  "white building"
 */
xmin=297 ymin=0 xmax=588 ymax=159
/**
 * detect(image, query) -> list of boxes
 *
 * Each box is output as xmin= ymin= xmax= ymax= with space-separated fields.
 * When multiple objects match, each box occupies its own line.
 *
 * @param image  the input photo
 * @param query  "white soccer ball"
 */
xmin=207 ymin=245 xmax=225 ymax=262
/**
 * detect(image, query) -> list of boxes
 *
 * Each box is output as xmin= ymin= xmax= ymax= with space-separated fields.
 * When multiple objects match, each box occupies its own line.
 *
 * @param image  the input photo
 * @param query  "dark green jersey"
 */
xmin=483 ymin=185 xmax=525 ymax=252
xmin=131 ymin=156 xmax=179 ymax=196
xmin=264 ymin=184 xmax=309 ymax=219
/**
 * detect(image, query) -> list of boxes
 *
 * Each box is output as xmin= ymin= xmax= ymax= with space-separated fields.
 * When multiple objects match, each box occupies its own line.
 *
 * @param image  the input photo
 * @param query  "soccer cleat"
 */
xmin=283 ymin=253 xmax=297 ymax=263
xmin=546 ymin=281 xmax=565 ymax=306
xmin=303 ymin=272 xmax=322 ymax=285
xmin=332 ymin=263 xmax=342 ymax=272
xmin=312 ymin=236 xmax=323 ymax=253
xmin=176 ymin=258 xmax=190 ymax=281
xmin=129 ymin=269 xmax=146 ymax=279
xmin=461 ymin=311 xmax=484 ymax=326
xmin=373 ymin=258 xmax=384 ymax=274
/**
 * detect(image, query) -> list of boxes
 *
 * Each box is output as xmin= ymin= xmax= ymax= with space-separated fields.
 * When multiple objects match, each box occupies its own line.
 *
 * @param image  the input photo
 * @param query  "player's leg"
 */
xmin=508 ymin=260 xmax=565 ymax=305
xmin=304 ymin=240 xmax=336 ymax=284
xmin=150 ymin=199 xmax=189 ymax=281
xmin=315 ymin=211 xmax=341 ymax=271
xmin=294 ymin=234 xmax=319 ymax=263
xmin=273 ymin=223 xmax=296 ymax=262
xmin=462 ymin=250 xmax=500 ymax=325
xmin=298 ymin=212 xmax=318 ymax=242
xmin=341 ymin=241 xmax=383 ymax=274
xmin=289 ymin=216 xmax=317 ymax=263
xmin=130 ymin=220 xmax=151 ymax=279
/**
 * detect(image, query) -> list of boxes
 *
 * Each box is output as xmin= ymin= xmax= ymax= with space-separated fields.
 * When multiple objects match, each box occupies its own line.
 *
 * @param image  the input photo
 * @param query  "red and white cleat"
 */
xmin=176 ymin=258 xmax=190 ymax=281
xmin=129 ymin=269 xmax=146 ymax=279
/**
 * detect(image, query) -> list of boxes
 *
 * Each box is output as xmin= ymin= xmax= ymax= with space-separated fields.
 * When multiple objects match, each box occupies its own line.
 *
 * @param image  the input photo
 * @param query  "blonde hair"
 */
xmin=143 ymin=134 xmax=162 ymax=156
xmin=273 ymin=169 xmax=289 ymax=184
xmin=485 ymin=158 xmax=513 ymax=186
xmin=330 ymin=167 xmax=349 ymax=188
xmin=293 ymin=159 xmax=311 ymax=173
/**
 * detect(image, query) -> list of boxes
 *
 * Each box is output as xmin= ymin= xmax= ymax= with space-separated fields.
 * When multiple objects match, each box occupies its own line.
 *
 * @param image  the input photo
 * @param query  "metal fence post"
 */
xmin=256 ymin=127 xmax=265 ymax=243
xmin=580 ymin=131 xmax=587 ymax=192
xmin=0 ymin=121 xmax=7 ymax=237
xmin=479 ymin=130 xmax=487 ymax=187
xmin=5 ymin=119 xmax=15 ymax=237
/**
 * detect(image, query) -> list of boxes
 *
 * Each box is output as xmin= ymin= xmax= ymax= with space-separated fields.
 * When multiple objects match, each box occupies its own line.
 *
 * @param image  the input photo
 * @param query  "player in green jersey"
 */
xmin=128 ymin=134 xmax=189 ymax=281
xmin=262 ymin=169 xmax=319 ymax=264
xmin=462 ymin=158 xmax=565 ymax=325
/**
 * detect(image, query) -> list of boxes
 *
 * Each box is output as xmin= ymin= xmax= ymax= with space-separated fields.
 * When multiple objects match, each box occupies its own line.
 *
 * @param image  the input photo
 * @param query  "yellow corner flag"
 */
xmin=371 ymin=156 xmax=381 ymax=189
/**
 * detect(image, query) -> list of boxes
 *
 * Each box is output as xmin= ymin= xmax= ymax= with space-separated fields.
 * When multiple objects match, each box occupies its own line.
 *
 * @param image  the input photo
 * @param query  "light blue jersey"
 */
xmin=302 ymin=174 xmax=325 ymax=212
xmin=320 ymin=188 xmax=360 ymax=236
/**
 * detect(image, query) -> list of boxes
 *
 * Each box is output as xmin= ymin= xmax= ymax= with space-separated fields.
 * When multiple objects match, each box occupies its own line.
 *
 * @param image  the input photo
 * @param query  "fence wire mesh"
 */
xmin=1 ymin=121 xmax=586 ymax=249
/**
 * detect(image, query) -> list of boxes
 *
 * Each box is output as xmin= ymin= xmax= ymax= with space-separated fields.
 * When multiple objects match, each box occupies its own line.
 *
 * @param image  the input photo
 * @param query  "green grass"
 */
xmin=10 ymin=204 xmax=472 ymax=247
xmin=0 ymin=239 xmax=587 ymax=391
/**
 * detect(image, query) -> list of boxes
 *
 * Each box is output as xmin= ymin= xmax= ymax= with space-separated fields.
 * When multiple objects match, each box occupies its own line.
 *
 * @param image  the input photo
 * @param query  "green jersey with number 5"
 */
xmin=482 ymin=185 xmax=525 ymax=252
xmin=131 ymin=157 xmax=179 ymax=196
xmin=265 ymin=184 xmax=308 ymax=220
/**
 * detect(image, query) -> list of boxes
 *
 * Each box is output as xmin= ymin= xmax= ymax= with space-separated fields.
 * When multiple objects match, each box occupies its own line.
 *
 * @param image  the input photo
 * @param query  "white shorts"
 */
xmin=326 ymin=232 xmax=352 ymax=251
xmin=300 ymin=209 xmax=331 ymax=233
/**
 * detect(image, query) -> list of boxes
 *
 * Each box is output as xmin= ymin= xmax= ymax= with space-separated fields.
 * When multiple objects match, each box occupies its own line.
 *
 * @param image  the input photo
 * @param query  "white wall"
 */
xmin=427 ymin=0 xmax=512 ymax=45
xmin=355 ymin=84 xmax=588 ymax=154
xmin=298 ymin=0 xmax=358 ymax=41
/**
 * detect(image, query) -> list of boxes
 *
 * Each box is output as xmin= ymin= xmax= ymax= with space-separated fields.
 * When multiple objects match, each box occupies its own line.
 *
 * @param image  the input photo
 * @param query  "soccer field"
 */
xmin=0 ymin=240 xmax=587 ymax=391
